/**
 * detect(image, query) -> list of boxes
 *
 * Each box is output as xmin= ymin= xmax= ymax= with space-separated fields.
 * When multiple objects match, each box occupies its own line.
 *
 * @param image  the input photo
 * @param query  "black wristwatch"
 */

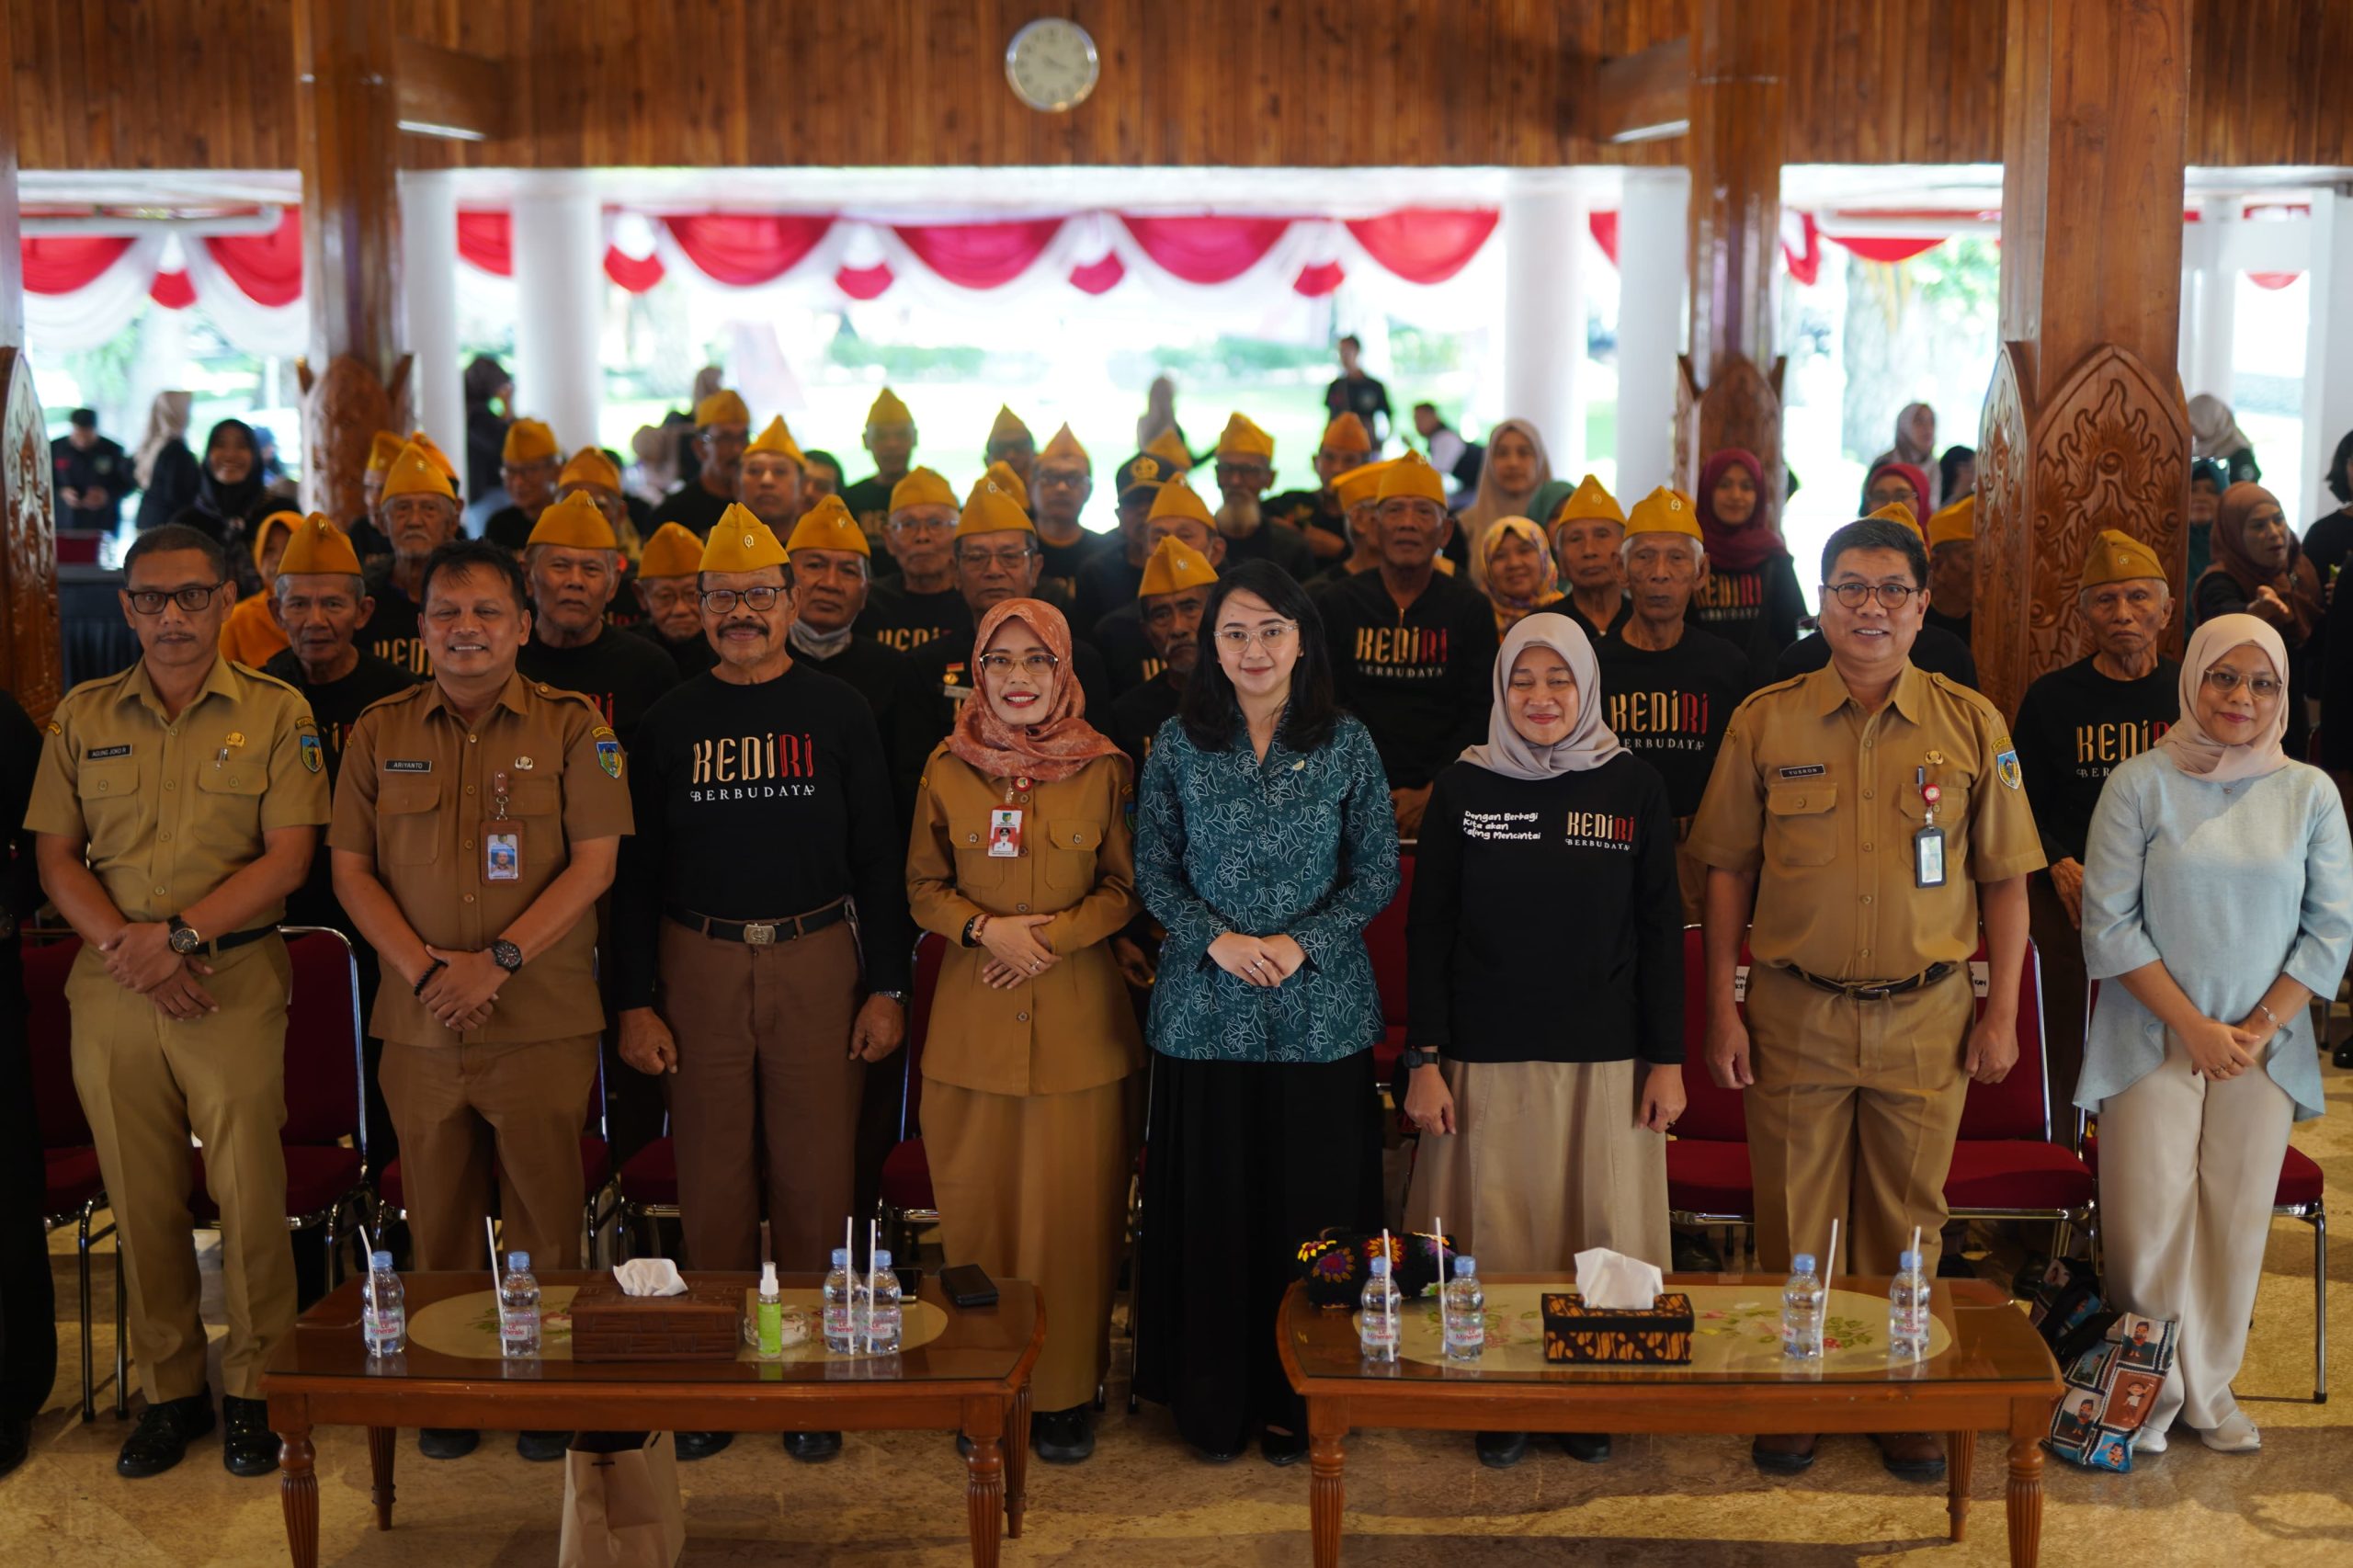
xmin=1401 ymin=1047 xmax=1438 ymax=1071
xmin=961 ymin=915 xmax=985 ymax=948
xmin=490 ymin=939 xmax=525 ymax=973
xmin=167 ymin=915 xmax=203 ymax=955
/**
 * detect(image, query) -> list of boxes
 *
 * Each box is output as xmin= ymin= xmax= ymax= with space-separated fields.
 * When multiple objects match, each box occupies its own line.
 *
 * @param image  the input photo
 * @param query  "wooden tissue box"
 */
xmin=1540 ymin=1291 xmax=1695 ymax=1365
xmin=570 ymin=1278 xmax=743 ymax=1362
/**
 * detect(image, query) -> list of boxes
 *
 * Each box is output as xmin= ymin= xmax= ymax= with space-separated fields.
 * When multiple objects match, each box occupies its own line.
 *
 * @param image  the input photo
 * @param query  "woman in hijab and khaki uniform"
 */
xmin=1401 ymin=613 xmax=1687 ymax=1471
xmin=906 ymin=597 xmax=1142 ymax=1466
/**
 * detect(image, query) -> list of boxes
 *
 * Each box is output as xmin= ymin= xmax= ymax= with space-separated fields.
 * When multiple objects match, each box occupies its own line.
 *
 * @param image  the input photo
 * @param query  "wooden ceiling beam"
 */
xmin=1585 ymin=39 xmax=1691 ymax=144
xmin=393 ymin=36 xmax=510 ymax=142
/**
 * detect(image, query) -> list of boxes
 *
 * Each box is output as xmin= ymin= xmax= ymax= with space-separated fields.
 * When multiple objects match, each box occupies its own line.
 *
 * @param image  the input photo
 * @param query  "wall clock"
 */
xmin=1005 ymin=18 xmax=1099 ymax=113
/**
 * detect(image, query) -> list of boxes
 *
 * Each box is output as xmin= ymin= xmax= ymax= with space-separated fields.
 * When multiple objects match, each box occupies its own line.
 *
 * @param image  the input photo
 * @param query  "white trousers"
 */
xmin=2097 ymin=1029 xmax=2292 ymax=1432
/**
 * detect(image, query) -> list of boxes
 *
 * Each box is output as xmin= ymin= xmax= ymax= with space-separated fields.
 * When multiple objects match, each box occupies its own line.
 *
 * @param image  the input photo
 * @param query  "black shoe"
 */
xmin=0 ymin=1416 xmax=28 ymax=1480
xmin=1560 ymin=1432 xmax=1611 ymax=1464
xmin=222 ymin=1396 xmax=278 ymax=1477
xmin=1936 ymin=1251 xmax=1976 ymax=1279
xmin=1032 ymin=1406 xmax=1094 ymax=1465
xmin=955 ymin=1431 xmax=974 ymax=1459
xmin=517 ymin=1430 xmax=570 ymax=1462
xmin=1750 ymin=1432 xmax=1817 ymax=1474
xmin=2334 ymin=1040 xmax=2353 ymax=1070
xmin=1474 ymin=1430 xmax=1530 ymax=1469
xmin=674 ymin=1430 xmax=733 ymax=1461
xmin=417 ymin=1427 xmax=479 ymax=1460
xmin=1259 ymin=1426 xmax=1308 ymax=1467
xmin=116 ymin=1392 xmax=216 ymax=1479
xmin=1870 ymin=1431 xmax=1948 ymax=1483
xmin=783 ymin=1430 xmax=842 ymax=1463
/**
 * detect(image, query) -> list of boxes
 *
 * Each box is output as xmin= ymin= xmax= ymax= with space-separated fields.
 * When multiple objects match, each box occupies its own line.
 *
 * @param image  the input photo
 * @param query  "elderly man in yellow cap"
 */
xmin=1550 ymin=475 xmax=1631 ymax=643
xmin=516 ymin=493 xmax=681 ymax=752
xmin=2011 ymin=528 xmax=2178 ymax=1096
xmin=736 ymin=415 xmax=807 ymax=536
xmin=985 ymin=404 xmax=1037 ymax=492
xmin=783 ymin=497 xmax=934 ymax=815
xmin=1206 ymin=413 xmax=1316 ymax=576
xmin=650 ymin=388 xmax=752 ymax=539
xmin=1071 ymin=451 xmax=1173 ymax=632
xmin=628 ymin=522 xmax=718 ymax=678
xmin=361 ymin=441 xmax=464 ymax=676
xmin=1091 ymin=477 xmax=1227 ymax=697
xmin=1108 ymin=535 xmax=1219 ymax=776
xmin=552 ymin=445 xmax=648 ymax=571
xmin=839 ymin=387 xmax=920 ymax=541
xmin=1774 ymin=501 xmax=1979 ymax=688
xmin=859 ymin=467 xmax=971 ymax=653
xmin=350 ymin=431 xmax=405 ymax=561
xmin=485 ymin=418 xmax=563 ymax=552
xmin=1594 ymin=488 xmax=1756 ymax=920
xmin=1307 ymin=460 xmax=1395 ymax=592
xmin=1320 ymin=452 xmax=1497 ymax=836
xmin=1269 ymin=412 xmax=1376 ymax=561
xmin=1030 ymin=425 xmax=1108 ymax=598
xmin=612 ymin=505 xmax=912 ymax=1465
xmin=1923 ymin=494 xmax=1976 ymax=644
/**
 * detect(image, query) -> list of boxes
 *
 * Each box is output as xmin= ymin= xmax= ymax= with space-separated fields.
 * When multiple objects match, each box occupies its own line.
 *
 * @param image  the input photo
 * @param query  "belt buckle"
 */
xmin=743 ymin=922 xmax=777 ymax=946
xmin=1854 ymin=983 xmax=1891 ymax=1001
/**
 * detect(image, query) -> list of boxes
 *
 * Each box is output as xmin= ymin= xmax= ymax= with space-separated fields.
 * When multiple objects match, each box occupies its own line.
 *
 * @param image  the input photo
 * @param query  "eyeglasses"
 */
xmin=961 ymin=547 xmax=1035 ymax=572
xmin=699 ymin=585 xmax=784 ymax=613
xmin=1822 ymin=581 xmax=1919 ymax=610
xmin=1215 ymin=462 xmax=1272 ymax=483
xmin=126 ymin=582 xmax=227 ymax=615
xmin=978 ymin=652 xmax=1061 ymax=676
xmin=1215 ymin=622 xmax=1298 ymax=653
xmin=2203 ymin=667 xmax=2283 ymax=699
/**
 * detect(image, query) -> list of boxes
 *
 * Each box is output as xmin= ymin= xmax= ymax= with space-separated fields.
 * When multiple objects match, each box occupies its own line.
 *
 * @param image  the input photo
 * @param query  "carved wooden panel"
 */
xmin=1974 ymin=344 xmax=2033 ymax=717
xmin=0 ymin=347 xmax=61 ymax=723
xmin=299 ymin=352 xmax=413 ymax=521
xmin=1684 ymin=353 xmax=1786 ymax=509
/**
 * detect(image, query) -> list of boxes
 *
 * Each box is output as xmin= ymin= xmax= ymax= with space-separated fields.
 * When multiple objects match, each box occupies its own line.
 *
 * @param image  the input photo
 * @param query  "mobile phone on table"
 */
xmin=939 ymin=1263 xmax=999 ymax=1308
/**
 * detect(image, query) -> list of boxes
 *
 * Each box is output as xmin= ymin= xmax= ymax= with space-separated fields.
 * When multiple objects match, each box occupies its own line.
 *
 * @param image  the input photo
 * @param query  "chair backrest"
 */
xmin=277 ymin=927 xmax=366 ymax=1155
xmin=1674 ymin=925 xmax=1751 ymax=1142
xmin=901 ymin=932 xmax=948 ymax=1139
xmin=23 ymin=937 xmax=93 ymax=1150
xmin=1956 ymin=936 xmax=2052 ymax=1142
xmin=1363 ymin=848 xmax=1415 ymax=1030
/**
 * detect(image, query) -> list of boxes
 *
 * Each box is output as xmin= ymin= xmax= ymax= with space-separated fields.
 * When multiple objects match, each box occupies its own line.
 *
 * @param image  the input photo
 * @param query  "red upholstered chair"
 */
xmin=1363 ymin=849 xmax=1416 ymax=1098
xmin=1665 ymin=926 xmax=1756 ymax=1244
xmin=24 ymin=934 xmax=127 ymax=1421
xmin=612 ymin=1129 xmax=678 ymax=1263
xmin=1943 ymin=937 xmax=2096 ymax=1256
xmin=878 ymin=933 xmax=949 ymax=1258
xmin=2081 ymin=979 xmax=2328 ymax=1403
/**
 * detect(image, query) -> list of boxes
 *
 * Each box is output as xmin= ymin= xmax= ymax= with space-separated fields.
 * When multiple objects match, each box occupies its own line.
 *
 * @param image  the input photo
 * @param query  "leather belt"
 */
xmin=199 ymin=926 xmax=276 ymax=957
xmin=1784 ymin=960 xmax=1958 ymax=1002
xmin=665 ymin=899 xmax=847 ymax=947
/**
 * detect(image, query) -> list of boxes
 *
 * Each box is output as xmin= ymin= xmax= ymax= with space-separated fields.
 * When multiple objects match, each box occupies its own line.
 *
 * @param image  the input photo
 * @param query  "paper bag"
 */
xmin=558 ymin=1432 xmax=686 ymax=1568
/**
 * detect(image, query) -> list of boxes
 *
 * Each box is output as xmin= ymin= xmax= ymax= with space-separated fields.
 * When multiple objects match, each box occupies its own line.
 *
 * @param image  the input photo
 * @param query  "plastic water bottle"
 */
xmin=1888 ymin=1249 xmax=1932 ymax=1361
xmin=362 ymin=1251 xmax=405 ymax=1357
xmin=1441 ymin=1256 xmax=1485 ymax=1362
xmin=1358 ymin=1256 xmax=1401 ymax=1363
xmin=823 ymin=1247 xmax=859 ymax=1352
xmin=865 ymin=1250 xmax=904 ymax=1353
xmin=1781 ymin=1253 xmax=1824 ymax=1360
xmin=498 ymin=1251 xmax=541 ymax=1359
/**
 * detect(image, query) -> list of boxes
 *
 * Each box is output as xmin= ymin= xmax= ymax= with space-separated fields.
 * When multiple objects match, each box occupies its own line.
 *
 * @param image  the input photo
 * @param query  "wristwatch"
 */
xmin=874 ymin=988 xmax=911 ymax=1008
xmin=490 ymin=939 xmax=525 ymax=974
xmin=167 ymin=915 xmax=203 ymax=955
xmin=1400 ymin=1047 xmax=1438 ymax=1071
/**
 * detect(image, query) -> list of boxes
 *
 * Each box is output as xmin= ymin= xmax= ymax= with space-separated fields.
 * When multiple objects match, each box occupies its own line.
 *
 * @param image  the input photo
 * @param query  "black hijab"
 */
xmin=192 ymin=418 xmax=267 ymax=526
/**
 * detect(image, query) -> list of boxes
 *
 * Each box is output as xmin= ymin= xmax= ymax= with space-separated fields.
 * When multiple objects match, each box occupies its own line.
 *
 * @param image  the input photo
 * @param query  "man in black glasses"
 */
xmin=1772 ymin=502 xmax=1980 ymax=687
xmin=1688 ymin=512 xmax=2044 ymax=1485
xmin=27 ymin=524 xmax=330 ymax=1480
xmin=611 ymin=506 xmax=912 ymax=1464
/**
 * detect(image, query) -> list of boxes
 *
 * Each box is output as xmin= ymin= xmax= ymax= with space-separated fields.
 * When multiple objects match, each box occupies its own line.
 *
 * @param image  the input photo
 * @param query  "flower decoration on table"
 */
xmin=1296 ymin=1233 xmax=1367 ymax=1309
xmin=1390 ymin=1230 xmax=1455 ymax=1298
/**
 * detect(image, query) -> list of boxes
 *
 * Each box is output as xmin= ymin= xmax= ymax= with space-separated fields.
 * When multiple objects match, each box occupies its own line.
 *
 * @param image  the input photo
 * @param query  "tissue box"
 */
xmin=570 ymin=1278 xmax=743 ymax=1362
xmin=1539 ymin=1291 xmax=1695 ymax=1365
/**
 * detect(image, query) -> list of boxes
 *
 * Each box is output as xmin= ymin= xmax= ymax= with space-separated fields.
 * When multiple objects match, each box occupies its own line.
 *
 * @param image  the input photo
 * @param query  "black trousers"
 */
xmin=0 ymin=948 xmax=57 ymax=1422
xmin=2027 ymin=869 xmax=2089 ymax=1131
xmin=1133 ymin=1050 xmax=1383 ymax=1455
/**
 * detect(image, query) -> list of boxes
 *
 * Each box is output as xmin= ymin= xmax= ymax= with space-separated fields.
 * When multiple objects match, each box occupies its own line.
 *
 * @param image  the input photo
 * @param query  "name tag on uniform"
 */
xmin=384 ymin=759 xmax=433 ymax=773
xmin=1914 ymin=825 xmax=1948 ymax=888
xmin=1777 ymin=764 xmax=1826 ymax=779
xmin=987 ymin=808 xmax=1024 ymax=858
xmin=85 ymin=744 xmax=131 ymax=760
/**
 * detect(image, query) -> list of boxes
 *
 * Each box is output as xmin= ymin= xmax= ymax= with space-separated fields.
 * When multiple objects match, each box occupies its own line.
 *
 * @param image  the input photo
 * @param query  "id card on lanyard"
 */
xmin=485 ymin=768 xmax=524 ymax=881
xmin=1914 ymin=765 xmax=1947 ymax=889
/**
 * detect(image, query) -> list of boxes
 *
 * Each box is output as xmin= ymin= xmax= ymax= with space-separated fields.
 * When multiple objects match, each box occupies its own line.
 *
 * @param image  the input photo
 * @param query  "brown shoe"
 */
xmin=1751 ymin=1432 xmax=1817 ymax=1473
xmin=1871 ymin=1431 xmax=1946 ymax=1483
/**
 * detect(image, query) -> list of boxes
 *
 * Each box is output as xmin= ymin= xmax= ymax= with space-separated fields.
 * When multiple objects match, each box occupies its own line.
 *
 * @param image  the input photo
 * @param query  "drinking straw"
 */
xmin=1434 ymin=1216 xmax=1446 ymax=1339
xmin=485 ymin=1217 xmax=502 ymax=1289
xmin=868 ymin=1218 xmax=881 ymax=1353
xmin=1824 ymin=1219 xmax=1840 ymax=1297
xmin=1911 ymin=1224 xmax=1922 ymax=1266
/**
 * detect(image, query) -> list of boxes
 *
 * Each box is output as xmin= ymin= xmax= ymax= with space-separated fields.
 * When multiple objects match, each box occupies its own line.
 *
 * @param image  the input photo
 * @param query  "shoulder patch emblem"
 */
xmin=46 ymin=720 xmax=61 ymax=735
xmin=299 ymin=732 xmax=324 ymax=773
xmin=1996 ymin=748 xmax=2022 ymax=790
xmin=596 ymin=736 xmax=623 ymax=778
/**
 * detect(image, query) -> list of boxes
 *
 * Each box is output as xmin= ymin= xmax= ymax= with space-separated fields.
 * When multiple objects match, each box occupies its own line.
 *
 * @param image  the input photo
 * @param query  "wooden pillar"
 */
xmin=292 ymin=0 xmax=412 ymax=521
xmin=1976 ymin=0 xmax=2191 ymax=717
xmin=0 ymin=9 xmax=63 ymax=722
xmin=1675 ymin=0 xmax=1788 ymax=502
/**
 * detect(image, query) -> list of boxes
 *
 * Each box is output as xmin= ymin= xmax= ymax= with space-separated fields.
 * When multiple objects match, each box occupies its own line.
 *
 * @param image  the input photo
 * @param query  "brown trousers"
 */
xmin=659 ymin=918 xmax=862 ymax=1273
xmin=69 ymin=937 xmax=296 ymax=1403
xmin=381 ymin=1034 xmax=598 ymax=1272
xmin=1742 ymin=961 xmax=1974 ymax=1277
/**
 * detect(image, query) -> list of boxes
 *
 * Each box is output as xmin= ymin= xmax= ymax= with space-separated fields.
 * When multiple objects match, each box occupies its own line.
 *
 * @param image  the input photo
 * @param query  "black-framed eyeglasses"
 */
xmin=1822 ymin=581 xmax=1918 ymax=610
xmin=125 ymin=582 xmax=227 ymax=615
xmin=1215 ymin=461 xmax=1272 ymax=483
xmin=699 ymin=585 xmax=784 ymax=613
xmin=2203 ymin=667 xmax=2283 ymax=699
xmin=978 ymin=652 xmax=1060 ymax=676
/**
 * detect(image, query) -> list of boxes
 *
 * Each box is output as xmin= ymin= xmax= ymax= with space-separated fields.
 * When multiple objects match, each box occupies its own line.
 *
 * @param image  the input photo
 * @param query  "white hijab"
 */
xmin=2157 ymin=613 xmax=2292 ymax=784
xmin=1459 ymin=612 xmax=1625 ymax=780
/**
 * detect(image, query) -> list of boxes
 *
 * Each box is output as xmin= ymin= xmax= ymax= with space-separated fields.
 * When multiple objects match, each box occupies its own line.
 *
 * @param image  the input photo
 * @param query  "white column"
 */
xmin=2188 ymin=197 xmax=2237 ymax=402
xmin=2302 ymin=187 xmax=2353 ymax=515
xmin=509 ymin=170 xmax=605 ymax=451
xmin=1613 ymin=168 xmax=1688 ymax=496
xmin=398 ymin=169 xmax=464 ymax=461
xmin=1502 ymin=171 xmax=1587 ymax=472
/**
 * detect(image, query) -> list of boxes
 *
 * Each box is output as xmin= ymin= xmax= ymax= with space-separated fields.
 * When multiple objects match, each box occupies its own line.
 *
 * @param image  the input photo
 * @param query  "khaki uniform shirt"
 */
xmin=329 ymin=672 xmax=633 ymax=1047
xmin=905 ymin=746 xmax=1142 ymax=1097
xmin=27 ymin=657 xmax=330 ymax=927
xmin=1687 ymin=662 xmax=2046 ymax=982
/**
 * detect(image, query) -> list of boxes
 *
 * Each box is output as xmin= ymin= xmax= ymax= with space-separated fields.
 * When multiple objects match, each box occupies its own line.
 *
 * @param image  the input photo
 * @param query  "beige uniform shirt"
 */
xmin=27 ymin=657 xmax=330 ymax=926
xmin=1687 ymin=662 xmax=2046 ymax=982
xmin=329 ymin=672 xmax=633 ymax=1046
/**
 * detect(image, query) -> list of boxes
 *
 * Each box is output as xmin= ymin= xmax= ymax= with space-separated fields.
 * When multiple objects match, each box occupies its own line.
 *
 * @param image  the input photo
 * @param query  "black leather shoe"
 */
xmin=1474 ymin=1430 xmax=1530 ymax=1469
xmin=1032 ymin=1406 xmax=1094 ymax=1464
xmin=0 ymin=1416 xmax=31 ymax=1479
xmin=1751 ymin=1432 xmax=1817 ymax=1474
xmin=674 ymin=1430 xmax=733 ymax=1461
xmin=517 ymin=1430 xmax=570 ymax=1462
xmin=1259 ymin=1426 xmax=1309 ymax=1467
xmin=1936 ymin=1251 xmax=1976 ymax=1279
xmin=417 ymin=1427 xmax=479 ymax=1460
xmin=1560 ymin=1432 xmax=1611 ymax=1463
xmin=116 ymin=1392 xmax=216 ymax=1479
xmin=1871 ymin=1431 xmax=1947 ymax=1483
xmin=2334 ymin=1040 xmax=2353 ymax=1070
xmin=222 ymin=1396 xmax=278 ymax=1477
xmin=783 ymin=1430 xmax=842 ymax=1463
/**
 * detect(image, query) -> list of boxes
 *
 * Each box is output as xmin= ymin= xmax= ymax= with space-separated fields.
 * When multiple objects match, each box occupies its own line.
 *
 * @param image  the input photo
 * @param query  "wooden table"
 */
xmin=1279 ymin=1273 xmax=2063 ymax=1567
xmin=260 ymin=1270 xmax=1042 ymax=1568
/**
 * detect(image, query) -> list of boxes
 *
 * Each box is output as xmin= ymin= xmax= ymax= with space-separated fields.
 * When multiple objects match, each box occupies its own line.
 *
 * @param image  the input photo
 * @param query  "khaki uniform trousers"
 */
xmin=2097 ymin=1029 xmax=2294 ymax=1433
xmin=660 ymin=918 xmax=862 ymax=1273
xmin=381 ymin=1033 xmax=598 ymax=1272
xmin=68 ymin=936 xmax=296 ymax=1404
xmin=1743 ymin=961 xmax=1973 ymax=1277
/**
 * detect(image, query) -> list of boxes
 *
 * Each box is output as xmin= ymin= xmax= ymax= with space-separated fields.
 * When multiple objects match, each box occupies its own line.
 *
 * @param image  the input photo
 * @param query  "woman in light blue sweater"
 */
xmin=2079 ymin=613 xmax=2352 ymax=1456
